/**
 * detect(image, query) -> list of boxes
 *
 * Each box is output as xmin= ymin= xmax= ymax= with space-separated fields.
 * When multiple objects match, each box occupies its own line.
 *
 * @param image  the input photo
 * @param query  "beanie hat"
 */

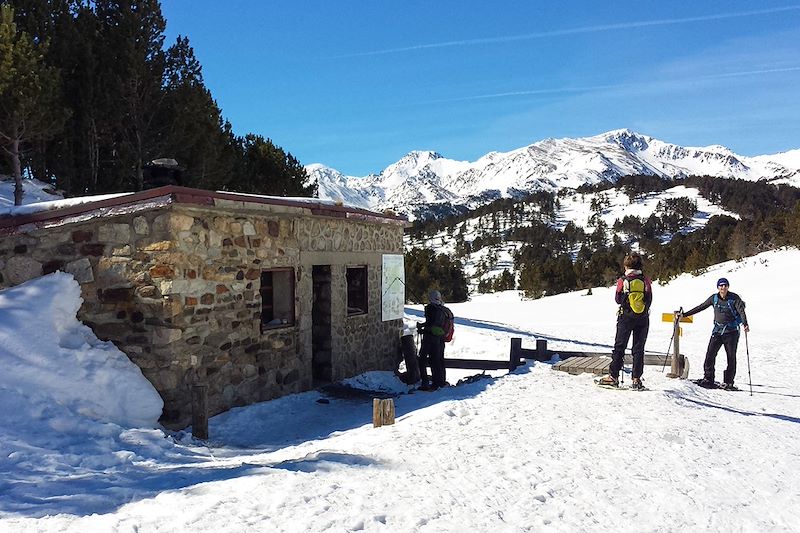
xmin=717 ymin=277 xmax=730 ymax=287
xmin=428 ymin=290 xmax=442 ymax=304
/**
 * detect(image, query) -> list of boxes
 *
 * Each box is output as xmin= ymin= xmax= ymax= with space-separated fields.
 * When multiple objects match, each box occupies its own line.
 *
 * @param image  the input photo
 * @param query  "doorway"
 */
xmin=312 ymin=265 xmax=332 ymax=385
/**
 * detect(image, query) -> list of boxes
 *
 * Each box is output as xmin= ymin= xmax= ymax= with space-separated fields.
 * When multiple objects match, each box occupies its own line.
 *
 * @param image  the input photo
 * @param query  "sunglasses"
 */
xmin=718 ymin=284 xmax=729 ymax=287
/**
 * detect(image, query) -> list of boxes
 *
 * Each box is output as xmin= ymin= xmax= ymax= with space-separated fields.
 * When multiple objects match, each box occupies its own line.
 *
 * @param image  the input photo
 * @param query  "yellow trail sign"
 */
xmin=662 ymin=313 xmax=693 ymax=323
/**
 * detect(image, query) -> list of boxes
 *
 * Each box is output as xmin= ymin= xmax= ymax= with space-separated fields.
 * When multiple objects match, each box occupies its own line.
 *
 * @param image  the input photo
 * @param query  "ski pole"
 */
xmin=745 ymin=330 xmax=753 ymax=397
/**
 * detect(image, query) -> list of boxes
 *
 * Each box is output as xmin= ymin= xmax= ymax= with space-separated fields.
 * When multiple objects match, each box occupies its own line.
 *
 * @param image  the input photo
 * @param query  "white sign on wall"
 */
xmin=381 ymin=254 xmax=405 ymax=321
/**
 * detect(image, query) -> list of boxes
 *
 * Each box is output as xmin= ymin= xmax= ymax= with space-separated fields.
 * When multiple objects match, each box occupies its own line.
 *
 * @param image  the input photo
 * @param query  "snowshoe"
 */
xmin=630 ymin=378 xmax=646 ymax=391
xmin=720 ymin=383 xmax=740 ymax=391
xmin=595 ymin=375 xmax=619 ymax=389
xmin=692 ymin=378 xmax=719 ymax=389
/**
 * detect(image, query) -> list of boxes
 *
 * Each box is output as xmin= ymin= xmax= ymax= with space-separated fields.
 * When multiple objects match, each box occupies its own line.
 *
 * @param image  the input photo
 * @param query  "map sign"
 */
xmin=381 ymin=254 xmax=405 ymax=321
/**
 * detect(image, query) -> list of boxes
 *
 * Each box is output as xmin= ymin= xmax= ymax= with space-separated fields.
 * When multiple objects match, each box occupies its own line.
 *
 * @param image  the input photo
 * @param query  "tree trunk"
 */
xmin=12 ymin=138 xmax=23 ymax=206
xmin=89 ymin=118 xmax=99 ymax=193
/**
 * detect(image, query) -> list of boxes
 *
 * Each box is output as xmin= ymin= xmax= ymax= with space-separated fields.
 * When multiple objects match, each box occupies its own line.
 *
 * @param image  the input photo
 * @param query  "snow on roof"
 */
xmin=0 ymin=185 xmax=407 ymax=233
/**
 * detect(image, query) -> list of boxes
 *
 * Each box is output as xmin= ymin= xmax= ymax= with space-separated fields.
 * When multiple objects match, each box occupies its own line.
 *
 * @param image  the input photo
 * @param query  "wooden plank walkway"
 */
xmin=553 ymin=356 xmax=611 ymax=375
xmin=552 ymin=355 xmax=674 ymax=375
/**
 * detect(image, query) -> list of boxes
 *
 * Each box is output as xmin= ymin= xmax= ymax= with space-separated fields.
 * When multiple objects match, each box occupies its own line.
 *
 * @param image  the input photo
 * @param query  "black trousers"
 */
xmin=610 ymin=314 xmax=649 ymax=379
xmin=419 ymin=335 xmax=446 ymax=387
xmin=704 ymin=330 xmax=739 ymax=384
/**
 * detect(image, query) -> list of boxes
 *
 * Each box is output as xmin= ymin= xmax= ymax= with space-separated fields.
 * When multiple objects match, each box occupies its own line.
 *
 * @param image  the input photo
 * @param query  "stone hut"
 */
xmin=0 ymin=186 xmax=408 ymax=428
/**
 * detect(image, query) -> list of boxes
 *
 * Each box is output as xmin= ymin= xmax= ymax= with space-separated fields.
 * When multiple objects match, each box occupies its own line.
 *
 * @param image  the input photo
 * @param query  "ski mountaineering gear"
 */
xmin=711 ymin=293 xmax=743 ymax=335
xmin=683 ymin=292 xmax=748 ymax=335
xmin=417 ymin=294 xmax=449 ymax=389
xmin=683 ymin=290 xmax=749 ymax=386
xmin=598 ymin=375 xmax=619 ymax=387
xmin=595 ymin=375 xmax=649 ymax=391
xmin=608 ymin=269 xmax=653 ymax=381
xmin=692 ymin=378 xmax=740 ymax=391
xmin=616 ymin=270 xmax=653 ymax=317
xmin=428 ymin=305 xmax=455 ymax=342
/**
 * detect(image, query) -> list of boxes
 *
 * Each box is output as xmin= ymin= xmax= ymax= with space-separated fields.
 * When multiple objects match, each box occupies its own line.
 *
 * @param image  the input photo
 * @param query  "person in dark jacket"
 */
xmin=680 ymin=277 xmax=749 ymax=389
xmin=416 ymin=289 xmax=447 ymax=390
xmin=599 ymin=253 xmax=653 ymax=390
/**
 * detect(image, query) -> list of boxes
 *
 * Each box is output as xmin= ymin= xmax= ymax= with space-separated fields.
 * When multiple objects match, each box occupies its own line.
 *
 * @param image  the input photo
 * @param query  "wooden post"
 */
xmin=536 ymin=339 xmax=548 ymax=360
xmin=509 ymin=338 xmax=521 ymax=369
xmin=401 ymin=333 xmax=420 ymax=384
xmin=191 ymin=383 xmax=209 ymax=440
xmin=667 ymin=315 xmax=685 ymax=378
xmin=373 ymin=398 xmax=395 ymax=427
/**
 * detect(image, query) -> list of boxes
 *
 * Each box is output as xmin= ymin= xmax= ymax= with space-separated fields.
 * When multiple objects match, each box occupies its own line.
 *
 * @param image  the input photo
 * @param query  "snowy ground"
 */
xmin=1 ymin=249 xmax=799 ymax=532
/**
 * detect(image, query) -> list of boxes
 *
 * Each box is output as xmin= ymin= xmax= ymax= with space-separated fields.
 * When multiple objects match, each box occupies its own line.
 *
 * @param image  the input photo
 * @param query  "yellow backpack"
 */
xmin=622 ymin=276 xmax=647 ymax=314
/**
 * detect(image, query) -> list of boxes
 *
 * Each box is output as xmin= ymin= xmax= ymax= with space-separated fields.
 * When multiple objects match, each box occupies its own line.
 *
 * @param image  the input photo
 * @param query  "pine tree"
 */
xmin=94 ymin=0 xmax=167 ymax=191
xmin=0 ymin=4 xmax=66 ymax=204
xmin=234 ymin=134 xmax=316 ymax=197
xmin=161 ymin=35 xmax=238 ymax=190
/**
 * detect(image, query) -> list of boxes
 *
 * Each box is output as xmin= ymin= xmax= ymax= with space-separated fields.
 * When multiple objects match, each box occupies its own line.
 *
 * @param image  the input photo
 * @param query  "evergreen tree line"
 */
xmin=684 ymin=175 xmax=800 ymax=220
xmin=0 ymin=1 xmax=315 ymax=203
xmin=403 ymin=247 xmax=469 ymax=305
xmin=405 ymin=176 xmax=800 ymax=301
xmin=518 ymin=179 xmax=800 ymax=297
xmin=407 ymin=190 xmax=557 ymax=241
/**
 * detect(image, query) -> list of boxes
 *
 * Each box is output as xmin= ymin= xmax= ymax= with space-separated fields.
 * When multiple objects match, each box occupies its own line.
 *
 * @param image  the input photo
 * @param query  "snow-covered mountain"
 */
xmin=307 ymin=130 xmax=800 ymax=219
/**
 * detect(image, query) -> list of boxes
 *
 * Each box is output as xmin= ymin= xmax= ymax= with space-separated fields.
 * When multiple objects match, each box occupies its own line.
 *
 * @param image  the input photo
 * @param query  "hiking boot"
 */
xmin=631 ymin=377 xmax=645 ymax=391
xmin=598 ymin=375 xmax=619 ymax=387
xmin=720 ymin=382 xmax=738 ymax=391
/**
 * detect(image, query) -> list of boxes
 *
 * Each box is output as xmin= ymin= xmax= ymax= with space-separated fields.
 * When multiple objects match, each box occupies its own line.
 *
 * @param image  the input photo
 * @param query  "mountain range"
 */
xmin=307 ymin=129 xmax=800 ymax=220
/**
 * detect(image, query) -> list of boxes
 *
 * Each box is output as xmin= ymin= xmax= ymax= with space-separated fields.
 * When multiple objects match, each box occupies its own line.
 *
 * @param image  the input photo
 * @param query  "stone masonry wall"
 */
xmin=0 ymin=203 xmax=405 ymax=429
xmin=296 ymin=218 xmax=404 ymax=382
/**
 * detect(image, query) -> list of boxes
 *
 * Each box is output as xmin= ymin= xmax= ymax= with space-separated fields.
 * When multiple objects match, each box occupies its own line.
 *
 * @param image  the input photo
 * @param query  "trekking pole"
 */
xmin=745 ymin=330 xmax=753 ymax=397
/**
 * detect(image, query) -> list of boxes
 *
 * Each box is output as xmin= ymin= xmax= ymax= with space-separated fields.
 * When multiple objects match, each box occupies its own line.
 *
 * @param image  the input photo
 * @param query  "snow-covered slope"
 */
xmin=307 ymin=130 xmax=800 ymax=219
xmin=2 ymin=249 xmax=799 ymax=531
xmin=0 ymin=175 xmax=64 ymax=207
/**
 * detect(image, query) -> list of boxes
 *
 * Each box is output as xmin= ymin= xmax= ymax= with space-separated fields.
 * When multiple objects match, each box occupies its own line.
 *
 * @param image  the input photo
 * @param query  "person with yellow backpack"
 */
xmin=598 ymin=253 xmax=653 ymax=390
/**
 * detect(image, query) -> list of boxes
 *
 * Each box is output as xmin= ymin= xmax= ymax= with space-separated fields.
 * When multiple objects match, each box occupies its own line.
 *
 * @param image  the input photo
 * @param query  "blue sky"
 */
xmin=162 ymin=1 xmax=800 ymax=176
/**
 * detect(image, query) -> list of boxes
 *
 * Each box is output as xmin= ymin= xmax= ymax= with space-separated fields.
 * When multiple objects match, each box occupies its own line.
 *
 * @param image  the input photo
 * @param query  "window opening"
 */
xmin=346 ymin=266 xmax=368 ymax=315
xmin=261 ymin=268 xmax=295 ymax=330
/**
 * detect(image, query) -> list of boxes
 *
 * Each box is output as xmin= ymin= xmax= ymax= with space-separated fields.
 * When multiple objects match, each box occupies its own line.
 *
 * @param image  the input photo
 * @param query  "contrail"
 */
xmin=414 ymin=66 xmax=800 ymax=105
xmin=338 ymin=5 xmax=800 ymax=58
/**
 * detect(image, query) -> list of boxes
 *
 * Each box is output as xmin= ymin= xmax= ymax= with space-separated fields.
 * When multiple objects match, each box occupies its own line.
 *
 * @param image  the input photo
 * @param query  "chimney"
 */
xmin=143 ymin=158 xmax=183 ymax=189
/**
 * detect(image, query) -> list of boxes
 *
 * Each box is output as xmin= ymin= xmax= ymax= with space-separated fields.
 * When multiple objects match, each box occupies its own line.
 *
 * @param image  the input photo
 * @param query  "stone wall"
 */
xmin=0 ymin=202 xmax=405 ymax=428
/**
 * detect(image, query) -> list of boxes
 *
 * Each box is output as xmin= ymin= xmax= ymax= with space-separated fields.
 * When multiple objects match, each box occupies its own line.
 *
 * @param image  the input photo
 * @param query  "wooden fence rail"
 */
xmin=439 ymin=337 xmax=680 ymax=376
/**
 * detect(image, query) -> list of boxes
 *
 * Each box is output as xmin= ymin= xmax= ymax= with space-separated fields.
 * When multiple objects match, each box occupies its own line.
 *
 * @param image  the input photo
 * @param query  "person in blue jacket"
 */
xmin=680 ymin=277 xmax=749 ymax=389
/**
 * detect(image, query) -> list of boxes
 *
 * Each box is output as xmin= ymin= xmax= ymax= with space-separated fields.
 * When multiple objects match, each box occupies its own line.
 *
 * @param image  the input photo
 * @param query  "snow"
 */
xmin=0 ymin=178 xmax=386 ymax=220
xmin=555 ymin=185 xmax=738 ymax=235
xmin=752 ymin=148 xmax=800 ymax=172
xmin=0 ymin=272 xmax=163 ymax=428
xmin=308 ymin=129 xmax=800 ymax=219
xmin=0 ymin=176 xmax=65 ymax=210
xmin=2 ymin=249 xmax=799 ymax=531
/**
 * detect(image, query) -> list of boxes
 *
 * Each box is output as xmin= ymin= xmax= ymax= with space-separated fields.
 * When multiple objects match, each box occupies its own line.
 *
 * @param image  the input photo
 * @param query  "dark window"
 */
xmin=346 ymin=266 xmax=368 ymax=315
xmin=260 ymin=268 xmax=295 ymax=331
